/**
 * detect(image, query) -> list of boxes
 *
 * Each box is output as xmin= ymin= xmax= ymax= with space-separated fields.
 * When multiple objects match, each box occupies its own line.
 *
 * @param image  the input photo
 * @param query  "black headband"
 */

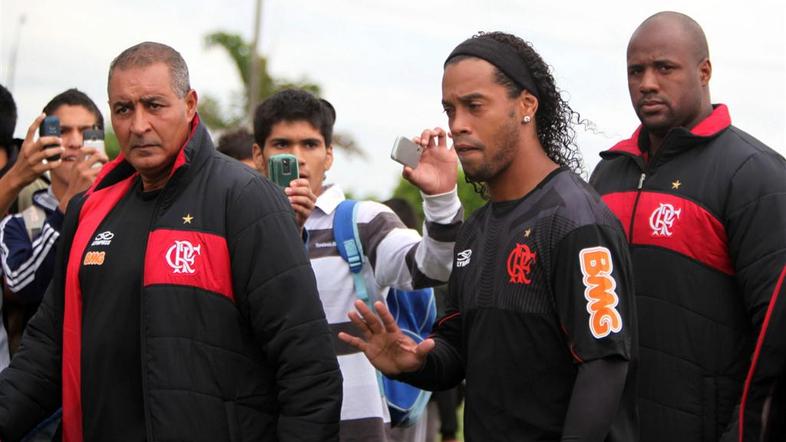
xmin=445 ymin=37 xmax=540 ymax=99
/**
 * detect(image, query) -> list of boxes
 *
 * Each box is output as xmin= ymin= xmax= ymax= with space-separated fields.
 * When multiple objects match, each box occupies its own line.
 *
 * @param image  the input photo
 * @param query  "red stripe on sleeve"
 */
xmin=738 ymin=264 xmax=786 ymax=442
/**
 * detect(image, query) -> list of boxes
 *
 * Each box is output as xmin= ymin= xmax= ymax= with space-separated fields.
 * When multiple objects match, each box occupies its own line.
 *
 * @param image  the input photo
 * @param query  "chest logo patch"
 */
xmin=90 ymin=231 xmax=114 ymax=247
xmin=506 ymin=243 xmax=536 ymax=285
xmin=649 ymin=203 xmax=681 ymax=237
xmin=83 ymin=251 xmax=105 ymax=266
xmin=166 ymin=240 xmax=202 ymax=274
xmin=579 ymin=247 xmax=623 ymax=339
xmin=456 ymin=249 xmax=472 ymax=267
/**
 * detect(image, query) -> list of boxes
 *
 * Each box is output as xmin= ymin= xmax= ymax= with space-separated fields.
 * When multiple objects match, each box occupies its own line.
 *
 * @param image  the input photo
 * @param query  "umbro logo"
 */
xmin=90 ymin=231 xmax=114 ymax=247
xmin=456 ymin=249 xmax=472 ymax=267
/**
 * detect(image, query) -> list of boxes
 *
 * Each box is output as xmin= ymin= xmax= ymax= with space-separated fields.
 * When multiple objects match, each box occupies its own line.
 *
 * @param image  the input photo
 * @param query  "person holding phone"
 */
xmin=252 ymin=89 xmax=463 ymax=441
xmin=339 ymin=32 xmax=638 ymax=441
xmin=0 ymin=89 xmax=108 ymax=352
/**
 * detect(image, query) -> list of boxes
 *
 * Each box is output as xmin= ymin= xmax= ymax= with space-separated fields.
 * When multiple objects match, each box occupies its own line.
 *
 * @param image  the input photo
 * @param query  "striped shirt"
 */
xmin=0 ymin=188 xmax=63 ymax=303
xmin=0 ymin=283 xmax=8 ymax=370
xmin=306 ymin=184 xmax=462 ymax=441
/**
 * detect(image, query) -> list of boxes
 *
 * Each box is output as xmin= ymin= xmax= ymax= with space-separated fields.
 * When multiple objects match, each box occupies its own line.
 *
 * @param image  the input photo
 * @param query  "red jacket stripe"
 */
xmin=602 ymin=191 xmax=733 ymax=275
xmin=143 ymin=229 xmax=235 ymax=302
xmin=63 ymin=174 xmax=137 ymax=442
xmin=738 ymin=264 xmax=786 ymax=442
xmin=600 ymin=193 xmax=635 ymax=238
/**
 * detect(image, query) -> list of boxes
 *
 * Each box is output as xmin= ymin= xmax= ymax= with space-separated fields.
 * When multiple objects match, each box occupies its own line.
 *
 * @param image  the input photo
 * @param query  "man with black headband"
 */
xmin=590 ymin=11 xmax=786 ymax=442
xmin=340 ymin=32 xmax=637 ymax=441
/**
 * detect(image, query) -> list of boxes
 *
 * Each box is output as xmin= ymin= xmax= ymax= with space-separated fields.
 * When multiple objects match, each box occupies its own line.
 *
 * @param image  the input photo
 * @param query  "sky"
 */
xmin=1 ymin=0 xmax=784 ymax=199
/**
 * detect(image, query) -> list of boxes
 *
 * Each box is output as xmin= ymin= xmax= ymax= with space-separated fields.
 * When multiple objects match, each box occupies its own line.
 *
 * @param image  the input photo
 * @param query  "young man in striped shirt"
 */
xmin=252 ymin=89 xmax=462 ymax=441
xmin=0 ymin=89 xmax=108 ymax=355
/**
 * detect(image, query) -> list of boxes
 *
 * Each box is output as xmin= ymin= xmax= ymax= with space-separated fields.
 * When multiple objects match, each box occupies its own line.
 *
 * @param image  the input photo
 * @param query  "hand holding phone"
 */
xmin=390 ymin=136 xmax=423 ymax=169
xmin=39 ymin=116 xmax=61 ymax=161
xmin=268 ymin=154 xmax=299 ymax=189
xmin=399 ymin=127 xmax=458 ymax=196
xmin=83 ymin=129 xmax=106 ymax=168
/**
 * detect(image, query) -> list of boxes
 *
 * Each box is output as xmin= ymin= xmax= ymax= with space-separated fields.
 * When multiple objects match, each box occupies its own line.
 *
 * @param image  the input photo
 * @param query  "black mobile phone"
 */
xmin=268 ymin=154 xmax=299 ymax=189
xmin=39 ymin=115 xmax=61 ymax=161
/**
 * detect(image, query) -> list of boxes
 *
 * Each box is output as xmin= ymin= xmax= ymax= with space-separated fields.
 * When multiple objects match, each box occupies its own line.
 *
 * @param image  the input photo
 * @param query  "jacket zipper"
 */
xmin=140 ymin=186 xmax=168 ymax=442
xmin=627 ymin=172 xmax=646 ymax=243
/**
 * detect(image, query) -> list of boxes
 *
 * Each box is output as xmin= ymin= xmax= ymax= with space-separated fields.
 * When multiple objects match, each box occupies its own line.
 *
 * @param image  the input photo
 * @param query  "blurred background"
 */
xmin=2 ymin=0 xmax=783 ymax=206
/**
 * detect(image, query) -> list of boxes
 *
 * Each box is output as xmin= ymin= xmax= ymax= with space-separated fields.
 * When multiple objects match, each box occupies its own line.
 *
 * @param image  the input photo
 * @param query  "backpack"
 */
xmin=333 ymin=199 xmax=436 ymax=427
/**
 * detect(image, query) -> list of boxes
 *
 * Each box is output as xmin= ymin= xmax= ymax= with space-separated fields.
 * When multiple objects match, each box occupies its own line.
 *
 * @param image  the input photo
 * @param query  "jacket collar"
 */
xmin=603 ymin=104 xmax=731 ymax=159
xmin=314 ymin=183 xmax=344 ymax=216
xmin=87 ymin=114 xmax=207 ymax=196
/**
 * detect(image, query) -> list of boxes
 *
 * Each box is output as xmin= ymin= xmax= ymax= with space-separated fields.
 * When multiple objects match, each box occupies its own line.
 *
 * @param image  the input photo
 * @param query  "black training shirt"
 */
xmin=400 ymin=168 xmax=638 ymax=441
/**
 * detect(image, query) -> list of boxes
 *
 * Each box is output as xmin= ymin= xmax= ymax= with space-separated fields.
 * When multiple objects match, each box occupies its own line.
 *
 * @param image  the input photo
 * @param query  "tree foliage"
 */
xmin=200 ymin=31 xmax=321 ymax=129
xmin=199 ymin=31 xmax=364 ymax=157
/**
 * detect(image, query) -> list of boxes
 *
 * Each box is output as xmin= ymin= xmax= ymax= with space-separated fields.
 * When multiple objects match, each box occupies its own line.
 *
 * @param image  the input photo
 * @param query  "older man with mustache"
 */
xmin=0 ymin=42 xmax=342 ymax=442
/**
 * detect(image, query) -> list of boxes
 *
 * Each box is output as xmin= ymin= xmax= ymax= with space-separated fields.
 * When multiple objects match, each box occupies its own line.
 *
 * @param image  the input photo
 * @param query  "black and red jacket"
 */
xmin=590 ymin=105 xmax=786 ymax=442
xmin=0 ymin=117 xmax=342 ymax=441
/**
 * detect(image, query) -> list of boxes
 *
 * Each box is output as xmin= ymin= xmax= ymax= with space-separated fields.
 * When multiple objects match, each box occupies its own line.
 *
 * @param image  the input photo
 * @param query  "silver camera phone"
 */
xmin=390 ymin=136 xmax=423 ymax=169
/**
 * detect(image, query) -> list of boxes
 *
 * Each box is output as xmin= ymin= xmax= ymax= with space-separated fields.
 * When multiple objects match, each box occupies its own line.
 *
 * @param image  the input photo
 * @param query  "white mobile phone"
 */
xmin=83 ymin=129 xmax=105 ymax=168
xmin=83 ymin=129 xmax=105 ymax=156
xmin=390 ymin=136 xmax=423 ymax=169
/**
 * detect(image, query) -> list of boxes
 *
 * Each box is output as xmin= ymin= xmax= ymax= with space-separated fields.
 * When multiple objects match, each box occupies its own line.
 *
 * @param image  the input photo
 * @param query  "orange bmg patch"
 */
xmin=83 ymin=251 xmax=105 ymax=266
xmin=579 ymin=247 xmax=623 ymax=338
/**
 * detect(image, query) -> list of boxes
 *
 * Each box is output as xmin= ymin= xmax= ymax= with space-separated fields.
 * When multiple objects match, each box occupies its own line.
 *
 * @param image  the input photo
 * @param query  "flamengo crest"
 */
xmin=506 ymin=243 xmax=536 ymax=284
xmin=166 ymin=240 xmax=202 ymax=274
xmin=649 ymin=203 xmax=681 ymax=237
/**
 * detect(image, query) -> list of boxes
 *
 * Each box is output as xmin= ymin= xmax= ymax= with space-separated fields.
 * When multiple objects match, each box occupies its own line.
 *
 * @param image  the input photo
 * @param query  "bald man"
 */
xmin=590 ymin=11 xmax=786 ymax=442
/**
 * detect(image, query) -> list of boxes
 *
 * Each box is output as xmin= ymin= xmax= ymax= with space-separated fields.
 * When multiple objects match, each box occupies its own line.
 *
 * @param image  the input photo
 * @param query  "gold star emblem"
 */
xmin=524 ymin=228 xmax=532 ymax=238
xmin=182 ymin=214 xmax=194 ymax=224
xmin=672 ymin=180 xmax=682 ymax=190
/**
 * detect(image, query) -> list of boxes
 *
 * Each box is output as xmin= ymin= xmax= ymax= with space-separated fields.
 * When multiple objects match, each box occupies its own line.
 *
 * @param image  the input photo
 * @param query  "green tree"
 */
xmin=105 ymin=130 xmax=120 ymax=160
xmin=391 ymin=169 xmax=486 ymax=226
xmin=201 ymin=31 xmax=364 ymax=157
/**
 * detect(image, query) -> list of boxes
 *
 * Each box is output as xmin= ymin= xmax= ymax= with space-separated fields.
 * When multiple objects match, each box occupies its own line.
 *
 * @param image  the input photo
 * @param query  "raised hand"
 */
xmin=284 ymin=178 xmax=317 ymax=231
xmin=402 ymin=127 xmax=458 ymax=196
xmin=58 ymin=146 xmax=109 ymax=213
xmin=7 ymin=114 xmax=65 ymax=189
xmin=338 ymin=299 xmax=435 ymax=376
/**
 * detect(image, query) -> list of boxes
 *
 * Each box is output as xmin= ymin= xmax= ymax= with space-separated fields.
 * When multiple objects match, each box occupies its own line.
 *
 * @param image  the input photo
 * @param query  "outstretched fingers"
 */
xmin=337 ymin=331 xmax=368 ymax=352
xmin=350 ymin=300 xmax=387 ymax=335
xmin=373 ymin=300 xmax=401 ymax=335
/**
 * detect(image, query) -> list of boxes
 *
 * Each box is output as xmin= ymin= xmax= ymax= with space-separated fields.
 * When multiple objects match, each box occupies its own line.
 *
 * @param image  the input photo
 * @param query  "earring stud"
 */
xmin=522 ymin=115 xmax=532 ymax=124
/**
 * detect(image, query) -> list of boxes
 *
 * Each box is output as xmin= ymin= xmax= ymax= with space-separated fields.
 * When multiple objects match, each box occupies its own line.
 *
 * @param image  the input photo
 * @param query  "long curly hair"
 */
xmin=451 ymin=32 xmax=586 ymax=195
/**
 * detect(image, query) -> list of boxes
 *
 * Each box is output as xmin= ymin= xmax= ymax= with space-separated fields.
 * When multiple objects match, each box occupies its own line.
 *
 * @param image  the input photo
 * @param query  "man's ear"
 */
xmin=699 ymin=58 xmax=712 ymax=87
xmin=324 ymin=144 xmax=334 ymax=173
xmin=518 ymin=90 xmax=539 ymax=122
xmin=252 ymin=142 xmax=267 ymax=175
xmin=185 ymin=89 xmax=198 ymax=122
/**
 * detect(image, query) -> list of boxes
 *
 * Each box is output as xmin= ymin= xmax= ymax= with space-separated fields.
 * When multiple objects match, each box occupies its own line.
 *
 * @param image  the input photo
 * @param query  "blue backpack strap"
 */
xmin=333 ymin=200 xmax=370 ymax=306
